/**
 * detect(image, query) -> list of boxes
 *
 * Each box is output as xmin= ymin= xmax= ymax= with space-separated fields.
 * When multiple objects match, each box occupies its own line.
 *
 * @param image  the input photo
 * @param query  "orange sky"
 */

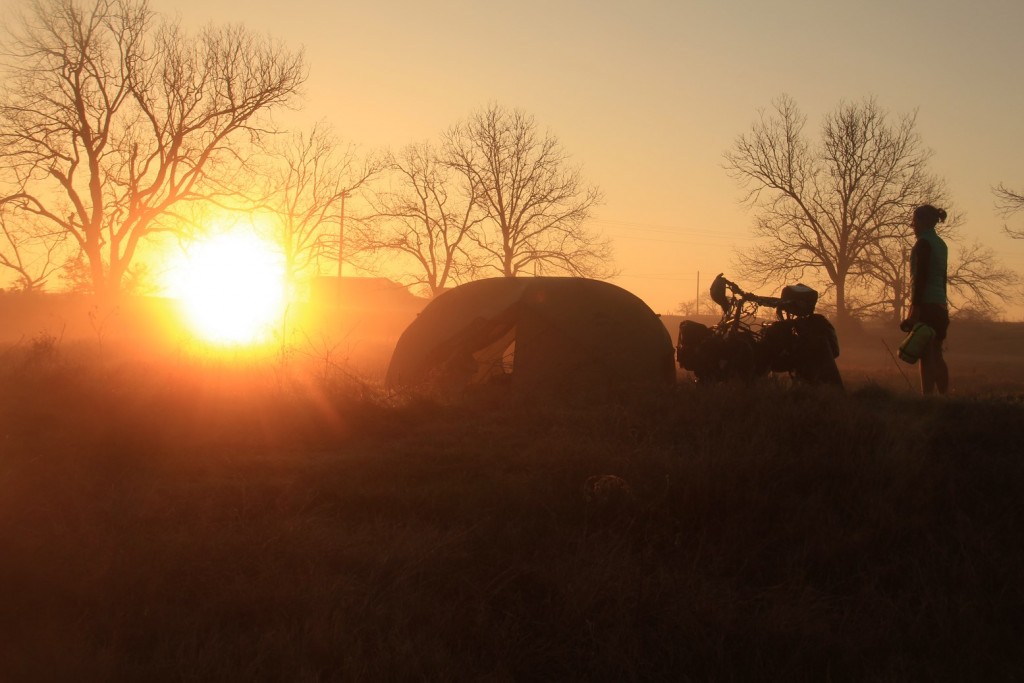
xmin=147 ymin=0 xmax=1024 ymax=317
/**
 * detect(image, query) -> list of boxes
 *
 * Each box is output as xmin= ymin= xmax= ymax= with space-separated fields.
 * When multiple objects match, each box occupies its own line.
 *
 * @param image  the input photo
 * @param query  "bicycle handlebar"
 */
xmin=744 ymin=293 xmax=783 ymax=307
xmin=712 ymin=273 xmax=789 ymax=314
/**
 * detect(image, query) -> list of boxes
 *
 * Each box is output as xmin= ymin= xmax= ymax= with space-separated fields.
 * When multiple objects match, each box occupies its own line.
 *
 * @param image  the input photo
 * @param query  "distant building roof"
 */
xmin=310 ymin=276 xmax=425 ymax=310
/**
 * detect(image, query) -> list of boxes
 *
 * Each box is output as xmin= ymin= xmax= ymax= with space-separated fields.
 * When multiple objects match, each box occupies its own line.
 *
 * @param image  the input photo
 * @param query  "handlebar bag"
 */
xmin=779 ymin=284 xmax=818 ymax=317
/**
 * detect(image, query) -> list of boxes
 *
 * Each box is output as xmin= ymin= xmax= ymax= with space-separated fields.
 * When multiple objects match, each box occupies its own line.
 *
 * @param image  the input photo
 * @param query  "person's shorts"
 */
xmin=919 ymin=303 xmax=949 ymax=343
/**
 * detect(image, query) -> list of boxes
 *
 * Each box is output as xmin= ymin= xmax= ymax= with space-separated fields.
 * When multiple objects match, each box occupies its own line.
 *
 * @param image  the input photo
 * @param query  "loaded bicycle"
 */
xmin=676 ymin=273 xmax=842 ymax=386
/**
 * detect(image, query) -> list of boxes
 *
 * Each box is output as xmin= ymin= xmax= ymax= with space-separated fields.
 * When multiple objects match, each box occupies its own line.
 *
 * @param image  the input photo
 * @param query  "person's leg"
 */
xmin=933 ymin=342 xmax=949 ymax=394
xmin=920 ymin=341 xmax=937 ymax=394
xmin=918 ymin=304 xmax=950 ymax=395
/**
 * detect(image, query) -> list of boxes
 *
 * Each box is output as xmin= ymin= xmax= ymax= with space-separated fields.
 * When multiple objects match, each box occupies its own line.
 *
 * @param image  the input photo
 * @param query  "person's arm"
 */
xmin=910 ymin=239 xmax=932 ymax=307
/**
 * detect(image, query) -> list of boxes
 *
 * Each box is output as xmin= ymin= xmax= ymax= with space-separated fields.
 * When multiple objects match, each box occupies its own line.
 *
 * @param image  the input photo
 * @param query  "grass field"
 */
xmin=1 ymin=331 xmax=1023 ymax=681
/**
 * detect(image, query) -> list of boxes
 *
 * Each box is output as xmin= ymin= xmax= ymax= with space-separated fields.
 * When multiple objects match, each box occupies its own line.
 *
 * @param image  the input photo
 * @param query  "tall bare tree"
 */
xmin=868 ymin=232 xmax=1018 ymax=322
xmin=362 ymin=141 xmax=484 ymax=296
xmin=443 ymin=104 xmax=611 ymax=279
xmin=724 ymin=95 xmax=947 ymax=322
xmin=0 ymin=195 xmax=70 ymax=290
xmin=261 ymin=123 xmax=382 ymax=289
xmin=947 ymin=241 xmax=1019 ymax=316
xmin=0 ymin=0 xmax=305 ymax=299
xmin=994 ymin=183 xmax=1024 ymax=238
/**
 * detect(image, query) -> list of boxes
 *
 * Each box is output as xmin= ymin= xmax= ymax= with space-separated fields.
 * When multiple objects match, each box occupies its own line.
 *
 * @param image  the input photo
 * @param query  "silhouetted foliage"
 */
xmin=0 ymin=0 xmax=306 ymax=298
xmin=444 ymin=104 xmax=612 ymax=278
xmin=726 ymin=96 xmax=1017 ymax=321
xmin=945 ymin=241 xmax=1019 ymax=318
xmin=994 ymin=183 xmax=1024 ymax=238
xmin=0 ymin=201 xmax=69 ymax=290
xmin=725 ymin=96 xmax=947 ymax=321
xmin=871 ymin=232 xmax=1018 ymax=322
xmin=261 ymin=122 xmax=383 ymax=288
xmin=363 ymin=142 xmax=485 ymax=296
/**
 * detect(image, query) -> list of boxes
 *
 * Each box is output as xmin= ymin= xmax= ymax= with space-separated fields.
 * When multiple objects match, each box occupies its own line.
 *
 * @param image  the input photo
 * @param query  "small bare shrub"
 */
xmin=24 ymin=326 xmax=63 ymax=367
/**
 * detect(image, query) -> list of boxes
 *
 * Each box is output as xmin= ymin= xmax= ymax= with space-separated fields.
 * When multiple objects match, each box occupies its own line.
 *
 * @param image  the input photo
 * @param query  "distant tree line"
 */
xmin=724 ymin=95 xmax=1018 ymax=323
xmin=0 ymin=0 xmax=306 ymax=297
xmin=995 ymin=183 xmax=1024 ymax=240
xmin=0 ymin=0 xmax=1016 ymax=322
xmin=0 ymin=0 xmax=609 ymax=299
xmin=360 ymin=104 xmax=610 ymax=296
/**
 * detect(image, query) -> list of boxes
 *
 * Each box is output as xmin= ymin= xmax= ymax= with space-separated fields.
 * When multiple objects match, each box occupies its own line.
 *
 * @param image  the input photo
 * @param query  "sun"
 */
xmin=164 ymin=231 xmax=288 ymax=346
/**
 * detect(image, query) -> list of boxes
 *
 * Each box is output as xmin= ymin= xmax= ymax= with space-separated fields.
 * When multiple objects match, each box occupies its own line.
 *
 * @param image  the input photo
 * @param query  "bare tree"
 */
xmin=0 ymin=0 xmax=306 ymax=299
xmin=0 ymin=198 xmax=70 ymax=289
xmin=994 ymin=183 xmax=1024 ymax=238
xmin=676 ymin=293 xmax=717 ymax=318
xmin=362 ymin=141 xmax=485 ymax=296
xmin=724 ymin=95 xmax=947 ymax=323
xmin=946 ymin=241 xmax=1019 ymax=316
xmin=443 ymin=104 xmax=611 ymax=279
xmin=868 ymin=232 xmax=1017 ymax=322
xmin=862 ymin=237 xmax=913 ymax=322
xmin=261 ymin=123 xmax=382 ymax=289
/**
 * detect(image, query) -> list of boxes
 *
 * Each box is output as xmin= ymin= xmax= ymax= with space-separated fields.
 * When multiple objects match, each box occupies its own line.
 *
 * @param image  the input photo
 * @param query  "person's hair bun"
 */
xmin=937 ymin=208 xmax=947 ymax=222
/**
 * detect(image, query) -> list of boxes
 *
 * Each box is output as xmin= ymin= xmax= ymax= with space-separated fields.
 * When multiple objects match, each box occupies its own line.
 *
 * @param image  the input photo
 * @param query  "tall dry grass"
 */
xmin=1 ymin=345 xmax=1022 ymax=681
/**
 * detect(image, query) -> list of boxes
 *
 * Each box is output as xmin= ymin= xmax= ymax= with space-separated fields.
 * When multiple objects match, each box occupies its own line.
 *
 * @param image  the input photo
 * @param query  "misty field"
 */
xmin=1 ymin=337 xmax=1023 ymax=681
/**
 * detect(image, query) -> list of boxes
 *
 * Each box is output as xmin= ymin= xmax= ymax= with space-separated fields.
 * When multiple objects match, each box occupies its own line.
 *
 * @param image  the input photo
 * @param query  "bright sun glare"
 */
xmin=165 ymin=231 xmax=287 ymax=346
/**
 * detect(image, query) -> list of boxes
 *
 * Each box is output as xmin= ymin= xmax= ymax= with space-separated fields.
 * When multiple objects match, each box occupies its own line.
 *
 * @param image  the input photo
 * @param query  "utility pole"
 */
xmin=696 ymin=271 xmax=700 ymax=316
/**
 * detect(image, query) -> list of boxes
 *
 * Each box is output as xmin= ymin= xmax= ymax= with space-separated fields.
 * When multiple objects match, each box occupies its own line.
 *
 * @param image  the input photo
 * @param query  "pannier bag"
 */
xmin=676 ymin=320 xmax=712 ymax=370
xmin=898 ymin=323 xmax=935 ymax=364
xmin=796 ymin=313 xmax=840 ymax=358
xmin=779 ymin=284 xmax=818 ymax=317
xmin=760 ymin=319 xmax=798 ymax=372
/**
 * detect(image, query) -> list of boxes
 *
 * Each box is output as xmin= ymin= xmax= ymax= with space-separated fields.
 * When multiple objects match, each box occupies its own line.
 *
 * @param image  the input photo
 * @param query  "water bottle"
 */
xmin=898 ymin=323 xmax=936 ymax=364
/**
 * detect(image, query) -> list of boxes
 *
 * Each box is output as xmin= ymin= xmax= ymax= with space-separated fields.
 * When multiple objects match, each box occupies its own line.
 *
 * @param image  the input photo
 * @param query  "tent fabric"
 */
xmin=385 ymin=277 xmax=674 ymax=395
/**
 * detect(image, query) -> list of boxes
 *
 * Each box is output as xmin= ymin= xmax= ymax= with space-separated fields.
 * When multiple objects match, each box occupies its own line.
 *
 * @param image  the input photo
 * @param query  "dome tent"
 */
xmin=385 ymin=277 xmax=674 ymax=396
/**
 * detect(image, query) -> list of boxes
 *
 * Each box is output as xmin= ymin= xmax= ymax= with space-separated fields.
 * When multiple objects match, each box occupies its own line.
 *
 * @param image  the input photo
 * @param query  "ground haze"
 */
xmin=1 ymin=299 xmax=1022 ymax=680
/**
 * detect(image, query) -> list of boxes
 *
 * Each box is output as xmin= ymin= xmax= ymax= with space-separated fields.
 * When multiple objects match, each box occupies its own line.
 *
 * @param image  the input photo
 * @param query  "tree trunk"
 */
xmin=833 ymin=278 xmax=851 ymax=325
xmin=85 ymin=240 xmax=108 ymax=300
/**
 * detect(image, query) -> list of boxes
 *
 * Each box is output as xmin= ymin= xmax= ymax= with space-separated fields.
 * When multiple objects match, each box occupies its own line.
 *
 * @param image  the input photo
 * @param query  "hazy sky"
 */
xmin=153 ymin=0 xmax=1024 ymax=316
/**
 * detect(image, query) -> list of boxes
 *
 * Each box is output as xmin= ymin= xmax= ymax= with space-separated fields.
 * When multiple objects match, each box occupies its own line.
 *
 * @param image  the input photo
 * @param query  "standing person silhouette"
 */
xmin=903 ymin=204 xmax=950 ymax=395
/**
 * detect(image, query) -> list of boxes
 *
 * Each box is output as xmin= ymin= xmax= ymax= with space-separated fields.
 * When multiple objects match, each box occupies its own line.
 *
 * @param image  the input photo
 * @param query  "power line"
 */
xmin=615 ymin=273 xmax=699 ymax=282
xmin=604 ymin=228 xmax=746 ymax=242
xmin=588 ymin=219 xmax=756 ymax=250
xmin=590 ymin=217 xmax=748 ymax=236
xmin=606 ymin=233 xmax=752 ymax=248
